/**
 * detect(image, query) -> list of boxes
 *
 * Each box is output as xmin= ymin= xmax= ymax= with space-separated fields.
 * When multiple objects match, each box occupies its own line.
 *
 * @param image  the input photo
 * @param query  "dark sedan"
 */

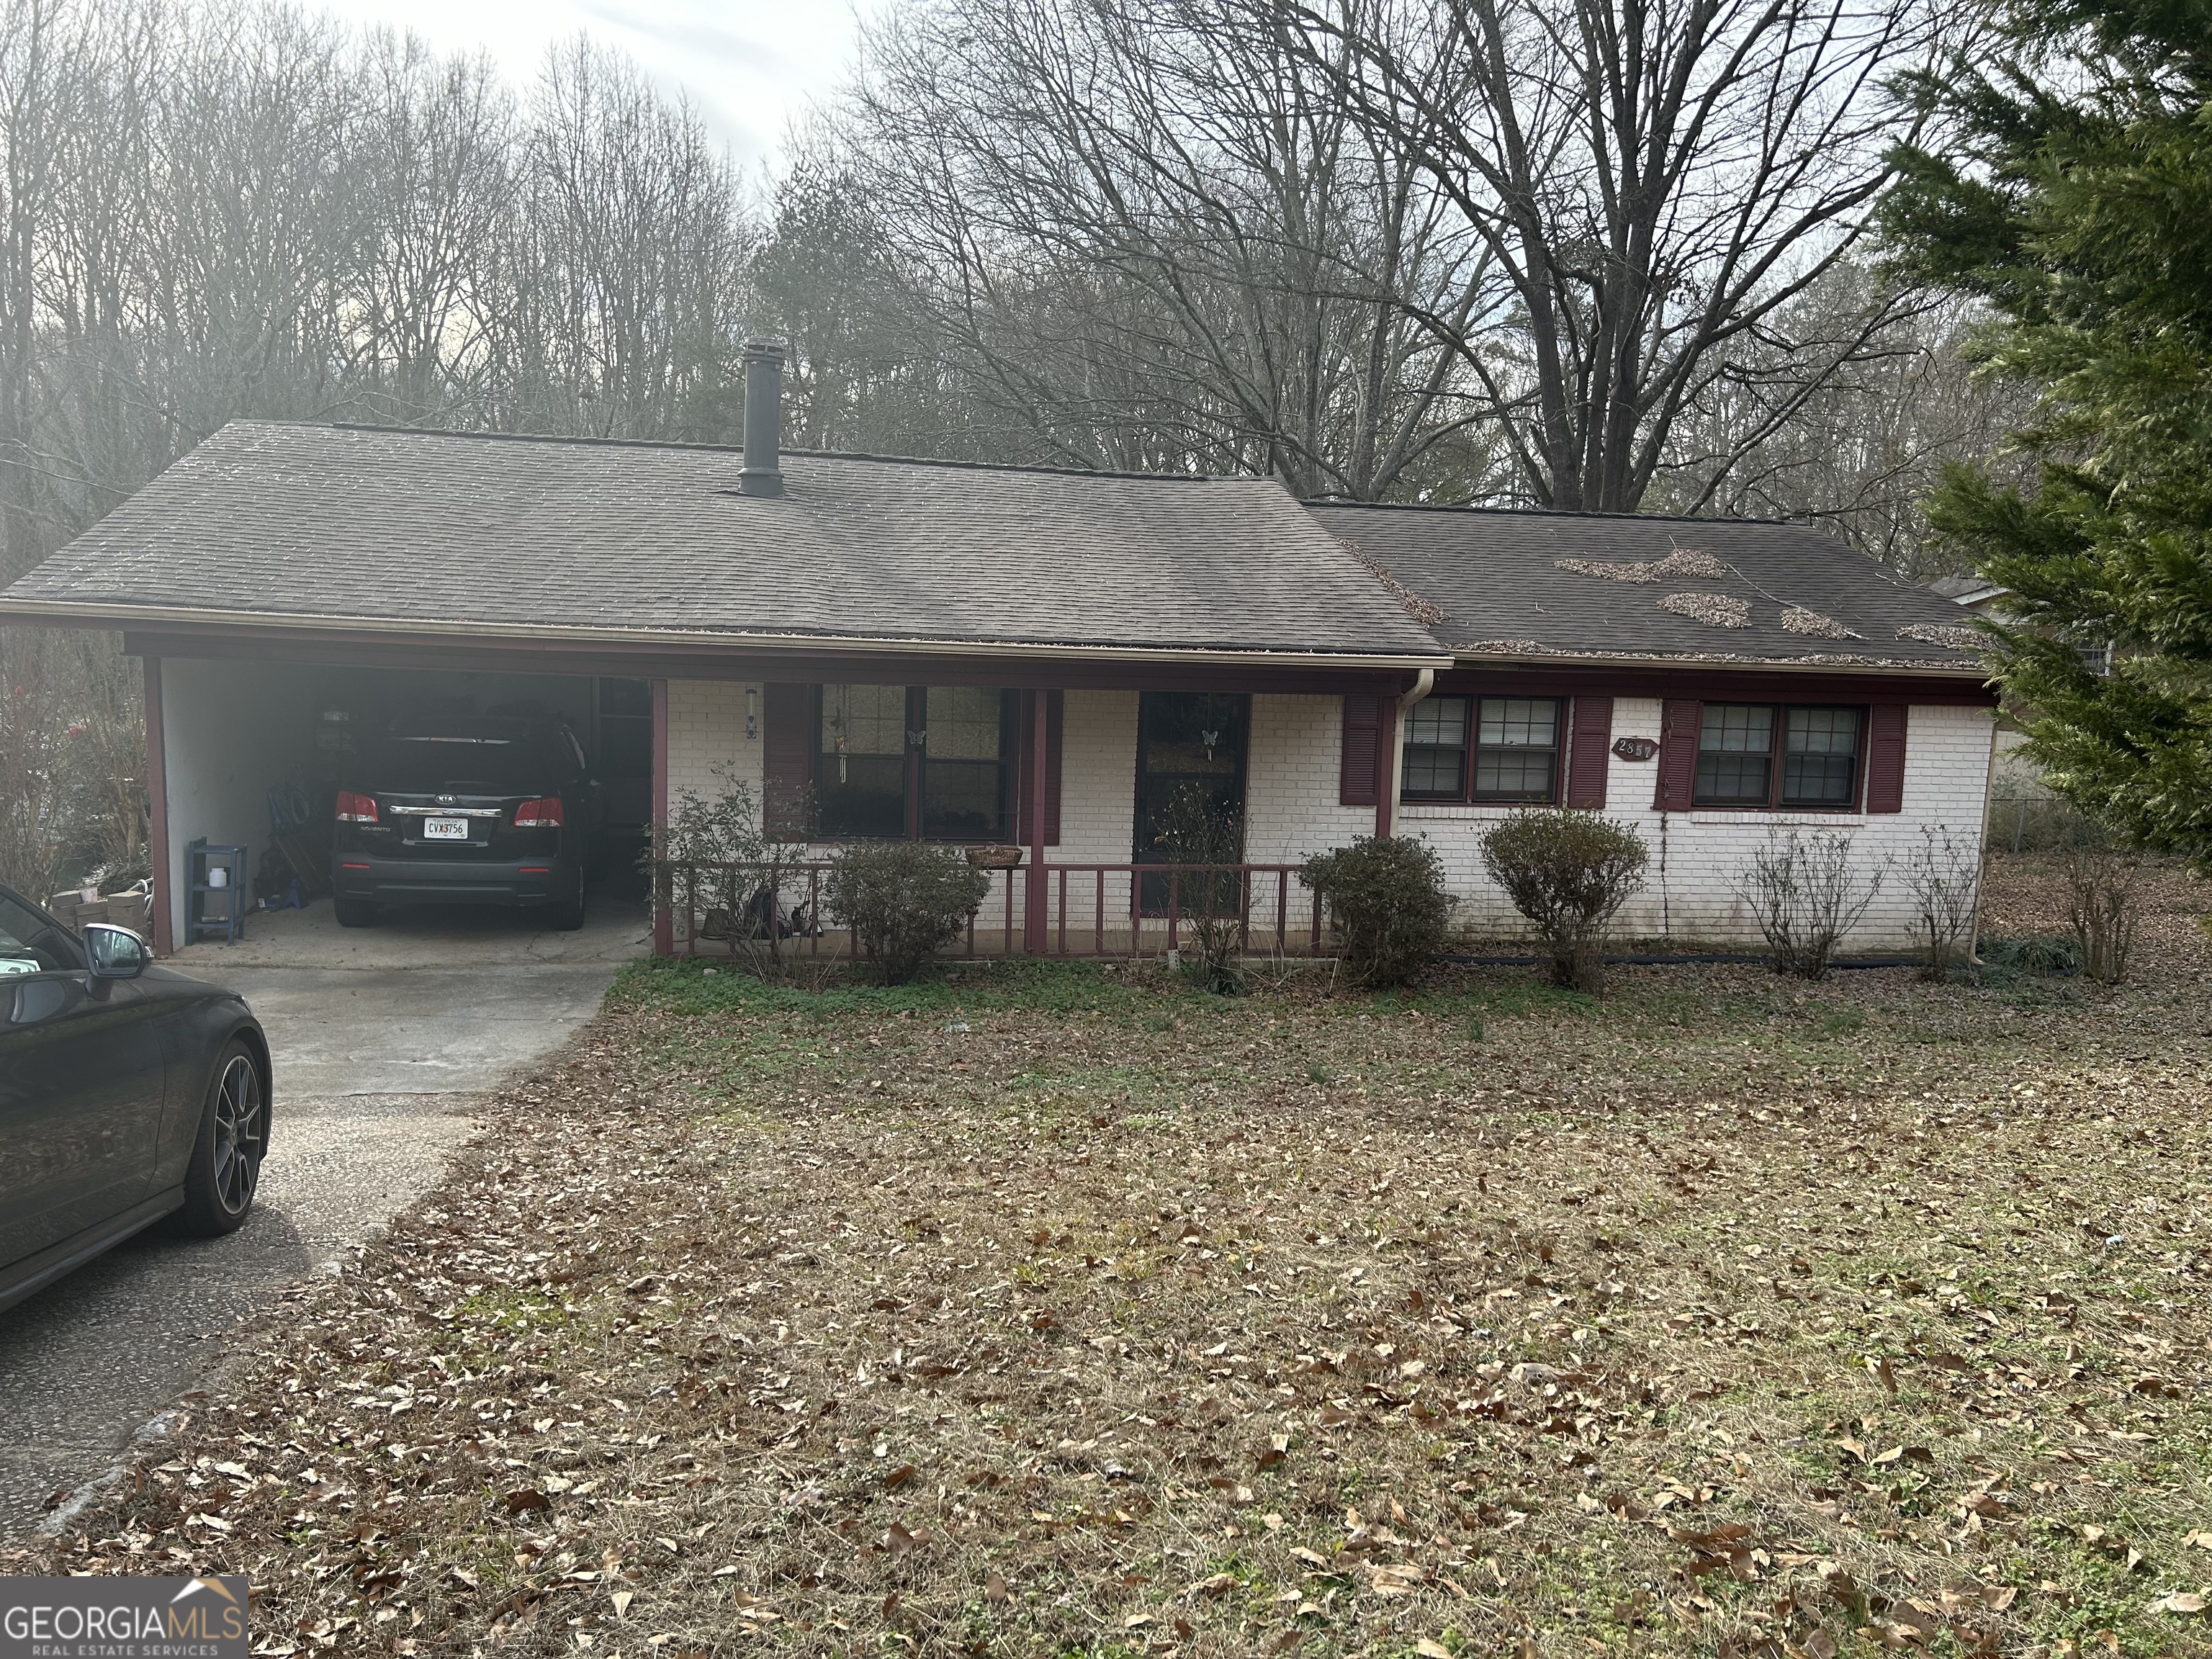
xmin=330 ymin=715 xmax=603 ymax=930
xmin=0 ymin=884 xmax=269 ymax=1314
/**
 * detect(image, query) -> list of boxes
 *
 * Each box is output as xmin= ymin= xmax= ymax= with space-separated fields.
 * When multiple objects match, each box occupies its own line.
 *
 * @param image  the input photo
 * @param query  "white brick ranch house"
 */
xmin=0 ymin=349 xmax=1995 ymax=961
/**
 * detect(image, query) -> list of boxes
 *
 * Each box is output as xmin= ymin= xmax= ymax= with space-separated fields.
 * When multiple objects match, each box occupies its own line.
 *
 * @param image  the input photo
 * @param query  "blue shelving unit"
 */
xmin=186 ymin=838 xmax=248 ymax=945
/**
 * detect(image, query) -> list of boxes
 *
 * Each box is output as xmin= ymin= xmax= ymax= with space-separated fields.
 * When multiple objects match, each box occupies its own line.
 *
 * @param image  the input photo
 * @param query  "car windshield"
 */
xmin=0 ymin=888 xmax=85 ymax=974
xmin=361 ymin=727 xmax=551 ymax=795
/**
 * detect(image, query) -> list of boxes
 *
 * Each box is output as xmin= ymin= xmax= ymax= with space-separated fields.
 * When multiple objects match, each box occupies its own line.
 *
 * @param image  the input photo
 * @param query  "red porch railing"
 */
xmin=652 ymin=860 xmax=1331 ymax=961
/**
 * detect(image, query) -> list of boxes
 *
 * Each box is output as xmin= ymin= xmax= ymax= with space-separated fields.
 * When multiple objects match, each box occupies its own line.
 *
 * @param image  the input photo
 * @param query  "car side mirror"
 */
xmin=85 ymin=922 xmax=149 ymax=980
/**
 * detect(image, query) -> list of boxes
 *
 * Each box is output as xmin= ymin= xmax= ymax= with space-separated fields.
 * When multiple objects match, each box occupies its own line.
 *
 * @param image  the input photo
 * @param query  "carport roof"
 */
xmin=1310 ymin=502 xmax=1990 ymax=674
xmin=0 ymin=421 xmax=1449 ymax=667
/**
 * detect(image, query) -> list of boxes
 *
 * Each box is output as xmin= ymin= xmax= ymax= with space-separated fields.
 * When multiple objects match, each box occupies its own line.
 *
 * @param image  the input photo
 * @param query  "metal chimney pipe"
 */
xmin=739 ymin=341 xmax=786 ymax=498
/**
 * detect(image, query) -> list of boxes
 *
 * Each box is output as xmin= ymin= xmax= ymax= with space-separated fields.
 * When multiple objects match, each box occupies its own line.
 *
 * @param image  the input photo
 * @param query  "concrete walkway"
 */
xmin=0 ymin=891 xmax=647 ymax=1537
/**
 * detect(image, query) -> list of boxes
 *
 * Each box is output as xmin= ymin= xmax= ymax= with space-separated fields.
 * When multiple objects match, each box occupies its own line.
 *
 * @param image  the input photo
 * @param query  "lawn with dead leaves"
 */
xmin=9 ymin=857 xmax=2212 ymax=1659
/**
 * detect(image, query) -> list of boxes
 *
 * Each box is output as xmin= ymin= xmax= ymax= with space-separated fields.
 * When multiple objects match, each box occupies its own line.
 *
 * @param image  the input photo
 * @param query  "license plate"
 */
xmin=421 ymin=817 xmax=470 ymax=841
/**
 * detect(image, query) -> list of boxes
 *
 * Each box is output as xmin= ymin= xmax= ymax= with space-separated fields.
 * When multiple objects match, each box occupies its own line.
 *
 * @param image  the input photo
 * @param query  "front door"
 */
xmin=1133 ymin=692 xmax=1249 ymax=912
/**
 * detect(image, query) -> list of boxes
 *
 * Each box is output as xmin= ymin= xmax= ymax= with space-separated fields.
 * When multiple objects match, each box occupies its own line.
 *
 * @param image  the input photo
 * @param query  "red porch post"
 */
xmin=1024 ymin=686 xmax=1049 ymax=953
xmin=650 ymin=677 xmax=673 ymax=956
xmin=143 ymin=655 xmax=172 ymax=956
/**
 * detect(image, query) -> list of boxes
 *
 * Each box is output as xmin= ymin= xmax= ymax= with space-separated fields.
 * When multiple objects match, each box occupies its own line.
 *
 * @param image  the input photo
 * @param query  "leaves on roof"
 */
xmin=1897 ymin=623 xmax=1986 ymax=652
xmin=1555 ymin=549 xmax=1731 ymax=583
xmin=1658 ymin=592 xmax=1752 ymax=628
xmin=1343 ymin=544 xmax=1445 ymax=626
xmin=1781 ymin=607 xmax=1856 ymax=638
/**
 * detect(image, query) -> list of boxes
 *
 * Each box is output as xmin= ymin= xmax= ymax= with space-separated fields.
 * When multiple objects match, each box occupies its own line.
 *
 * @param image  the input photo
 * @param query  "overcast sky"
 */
xmin=312 ymin=0 xmax=868 ymax=174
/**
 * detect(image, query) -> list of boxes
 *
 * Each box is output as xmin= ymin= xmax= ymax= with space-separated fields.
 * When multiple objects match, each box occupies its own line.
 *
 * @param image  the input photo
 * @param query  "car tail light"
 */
xmin=514 ymin=796 xmax=566 ymax=828
xmin=335 ymin=790 xmax=379 ymax=823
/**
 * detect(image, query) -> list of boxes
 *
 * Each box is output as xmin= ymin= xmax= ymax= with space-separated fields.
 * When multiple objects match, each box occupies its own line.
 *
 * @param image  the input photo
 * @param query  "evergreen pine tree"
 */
xmin=1886 ymin=0 xmax=2212 ymax=858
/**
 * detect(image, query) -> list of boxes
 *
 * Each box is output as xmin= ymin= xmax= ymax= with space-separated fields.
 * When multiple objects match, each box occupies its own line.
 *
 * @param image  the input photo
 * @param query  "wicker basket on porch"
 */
xmin=964 ymin=844 xmax=1024 ymax=869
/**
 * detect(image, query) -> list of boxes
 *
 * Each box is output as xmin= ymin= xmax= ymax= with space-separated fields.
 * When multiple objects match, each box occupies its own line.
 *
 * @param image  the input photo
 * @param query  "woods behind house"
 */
xmin=0 ymin=0 xmax=2028 ymax=892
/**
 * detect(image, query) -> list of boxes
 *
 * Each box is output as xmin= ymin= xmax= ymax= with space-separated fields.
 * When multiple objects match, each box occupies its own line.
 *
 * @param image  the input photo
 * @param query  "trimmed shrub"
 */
xmin=1479 ymin=809 xmax=1647 ymax=992
xmin=826 ymin=842 xmax=992 ymax=985
xmin=1300 ymin=835 xmax=1456 ymax=988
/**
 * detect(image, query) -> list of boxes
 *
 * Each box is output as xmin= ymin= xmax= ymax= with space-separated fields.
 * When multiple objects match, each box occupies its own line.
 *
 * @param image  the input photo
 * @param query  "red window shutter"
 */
xmin=1565 ymin=696 xmax=1612 ymax=808
xmin=1017 ymin=690 xmax=1064 ymax=845
xmin=1865 ymin=703 xmax=1907 ymax=813
xmin=761 ymin=683 xmax=813 ymax=840
xmin=1340 ymin=695 xmax=1382 ymax=806
xmin=1654 ymin=698 xmax=1701 ymax=811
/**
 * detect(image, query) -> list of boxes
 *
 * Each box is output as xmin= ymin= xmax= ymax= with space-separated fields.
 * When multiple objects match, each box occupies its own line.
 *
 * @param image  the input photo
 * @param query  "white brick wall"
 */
xmin=1245 ymin=694 xmax=1373 ymax=863
xmin=663 ymin=679 xmax=1996 ymax=952
xmin=1401 ymin=698 xmax=1997 ymax=949
xmin=666 ymin=679 xmax=758 ymax=805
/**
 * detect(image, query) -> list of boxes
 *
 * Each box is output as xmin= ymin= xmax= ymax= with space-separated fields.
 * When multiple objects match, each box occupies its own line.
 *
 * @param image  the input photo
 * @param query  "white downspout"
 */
xmin=1382 ymin=668 xmax=1436 ymax=838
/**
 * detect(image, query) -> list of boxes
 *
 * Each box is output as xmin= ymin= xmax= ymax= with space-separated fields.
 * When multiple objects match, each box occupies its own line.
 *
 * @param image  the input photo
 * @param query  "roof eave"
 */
xmin=0 ymin=597 xmax=1452 ymax=673
xmin=1447 ymin=647 xmax=1990 ymax=679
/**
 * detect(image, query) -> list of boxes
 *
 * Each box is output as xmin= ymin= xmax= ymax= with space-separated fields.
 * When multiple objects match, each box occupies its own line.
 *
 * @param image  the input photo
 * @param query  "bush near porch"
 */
xmin=12 ymin=856 xmax=2212 ymax=1659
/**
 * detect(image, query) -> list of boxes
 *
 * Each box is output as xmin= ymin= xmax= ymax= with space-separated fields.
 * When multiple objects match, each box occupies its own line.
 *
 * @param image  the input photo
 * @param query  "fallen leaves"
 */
xmin=12 ymin=856 xmax=2212 ymax=1658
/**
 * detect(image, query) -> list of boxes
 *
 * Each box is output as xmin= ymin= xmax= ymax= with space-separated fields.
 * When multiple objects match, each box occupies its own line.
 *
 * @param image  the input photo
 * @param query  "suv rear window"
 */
xmin=361 ymin=729 xmax=554 ymax=795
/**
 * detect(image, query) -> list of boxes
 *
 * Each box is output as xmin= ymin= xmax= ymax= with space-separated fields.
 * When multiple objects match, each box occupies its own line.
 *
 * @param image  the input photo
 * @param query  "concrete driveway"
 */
xmin=0 ymin=891 xmax=647 ymax=1537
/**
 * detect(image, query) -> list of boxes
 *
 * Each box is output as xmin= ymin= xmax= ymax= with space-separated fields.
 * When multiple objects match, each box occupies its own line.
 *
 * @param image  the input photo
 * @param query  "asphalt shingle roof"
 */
xmin=0 ymin=421 xmax=1447 ymax=662
xmin=1 ymin=421 xmax=1991 ymax=678
xmin=1308 ymin=503 xmax=1987 ymax=672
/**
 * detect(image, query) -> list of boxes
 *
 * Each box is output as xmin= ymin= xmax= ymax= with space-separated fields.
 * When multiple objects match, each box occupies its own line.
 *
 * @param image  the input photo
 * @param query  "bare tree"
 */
xmin=1294 ymin=0 xmax=1958 ymax=511
xmin=343 ymin=30 xmax=517 ymax=426
xmin=2062 ymin=845 xmax=2139 ymax=988
xmin=0 ymin=1 xmax=765 ymax=891
xmin=502 ymin=37 xmax=752 ymax=441
xmin=1650 ymin=266 xmax=2033 ymax=575
xmin=0 ymin=0 xmax=86 ymax=578
xmin=829 ymin=0 xmax=1505 ymax=495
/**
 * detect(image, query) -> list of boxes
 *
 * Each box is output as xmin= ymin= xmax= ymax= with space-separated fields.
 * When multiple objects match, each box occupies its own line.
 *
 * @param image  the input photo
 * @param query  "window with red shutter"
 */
xmin=1340 ymin=694 xmax=1382 ymax=806
xmin=765 ymin=683 xmax=1049 ymax=841
xmin=1654 ymin=699 xmax=1701 ymax=811
xmin=1565 ymin=696 xmax=1612 ymax=808
xmin=1865 ymin=703 xmax=1908 ymax=812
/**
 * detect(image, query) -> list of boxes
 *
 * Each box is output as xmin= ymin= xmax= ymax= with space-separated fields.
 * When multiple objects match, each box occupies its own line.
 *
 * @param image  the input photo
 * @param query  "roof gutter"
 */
xmin=1447 ymin=647 xmax=1990 ymax=680
xmin=0 ymin=597 xmax=1453 ymax=673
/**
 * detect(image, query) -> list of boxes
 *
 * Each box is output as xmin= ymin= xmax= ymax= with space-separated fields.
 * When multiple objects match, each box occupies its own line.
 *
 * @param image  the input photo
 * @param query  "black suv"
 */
xmin=331 ymin=716 xmax=603 ymax=929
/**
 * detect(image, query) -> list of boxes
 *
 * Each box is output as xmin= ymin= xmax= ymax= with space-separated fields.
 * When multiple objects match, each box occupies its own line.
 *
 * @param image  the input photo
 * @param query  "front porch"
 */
xmin=658 ymin=858 xmax=1331 ymax=962
xmin=655 ymin=678 xmax=1406 ymax=957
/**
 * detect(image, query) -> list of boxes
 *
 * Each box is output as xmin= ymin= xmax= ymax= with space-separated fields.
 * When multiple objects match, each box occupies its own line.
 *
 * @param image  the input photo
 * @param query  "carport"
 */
xmin=0 ymin=387 xmax=1451 ymax=971
xmin=140 ymin=648 xmax=654 ymax=954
